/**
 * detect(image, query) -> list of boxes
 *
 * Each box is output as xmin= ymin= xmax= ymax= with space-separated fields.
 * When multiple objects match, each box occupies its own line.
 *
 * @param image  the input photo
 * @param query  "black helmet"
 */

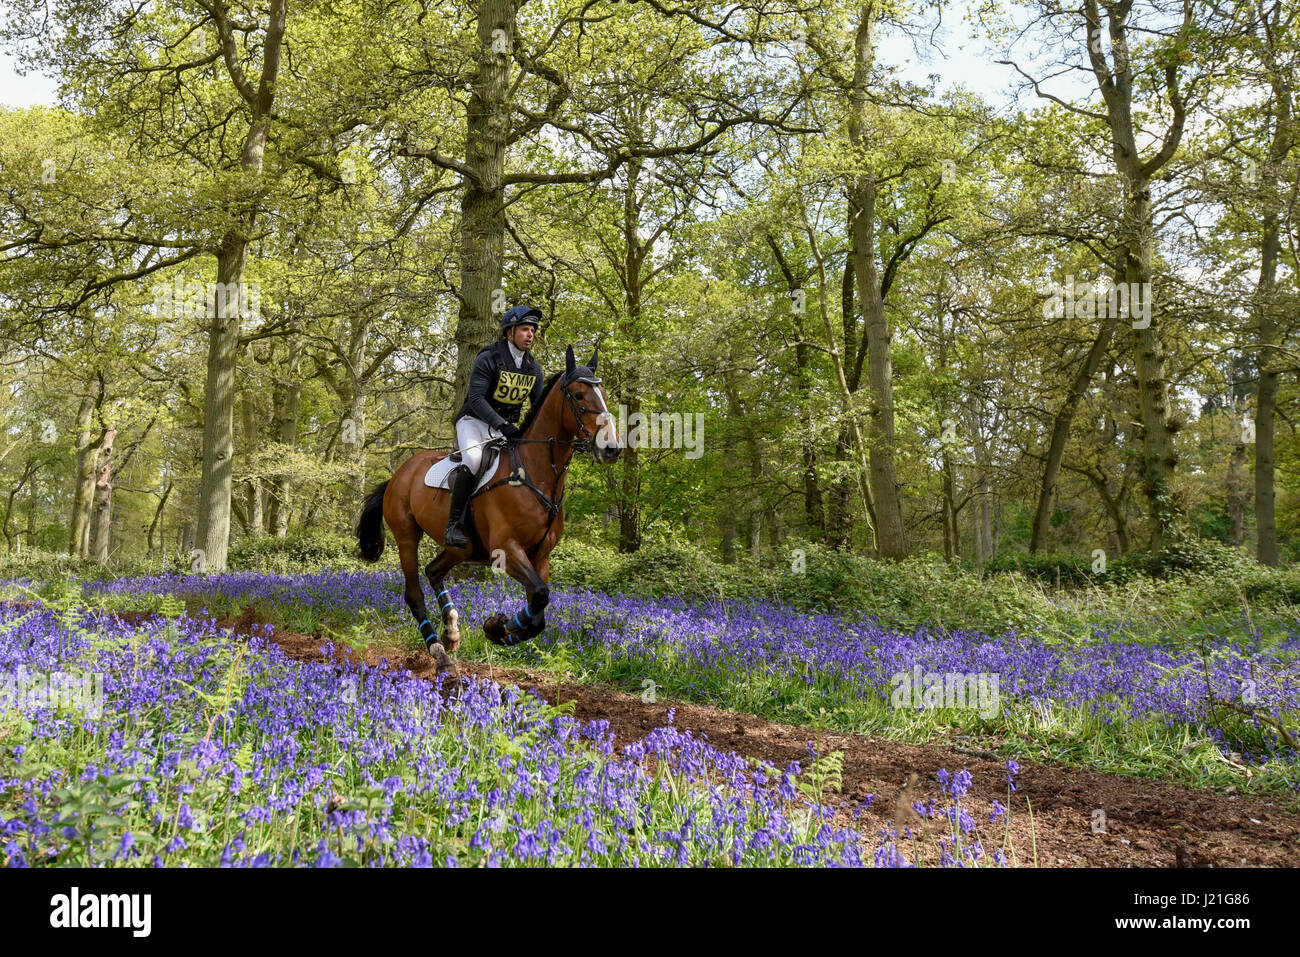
xmin=500 ymin=305 xmax=542 ymax=335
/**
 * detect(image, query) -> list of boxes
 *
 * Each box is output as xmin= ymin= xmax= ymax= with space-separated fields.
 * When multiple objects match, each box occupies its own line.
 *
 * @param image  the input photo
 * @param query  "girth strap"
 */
xmin=473 ymin=431 xmax=579 ymax=563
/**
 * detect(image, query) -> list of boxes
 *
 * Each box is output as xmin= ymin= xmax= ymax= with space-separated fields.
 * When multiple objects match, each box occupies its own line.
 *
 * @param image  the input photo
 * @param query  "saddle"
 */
xmin=422 ymin=435 xmax=507 ymax=492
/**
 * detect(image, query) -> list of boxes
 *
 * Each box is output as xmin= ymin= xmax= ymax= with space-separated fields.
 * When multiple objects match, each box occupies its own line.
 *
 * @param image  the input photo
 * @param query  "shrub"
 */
xmin=0 ymin=547 xmax=141 ymax=584
xmin=615 ymin=539 xmax=731 ymax=601
xmin=983 ymin=552 xmax=1097 ymax=588
xmin=228 ymin=531 xmax=373 ymax=572
xmin=548 ymin=539 xmax=627 ymax=594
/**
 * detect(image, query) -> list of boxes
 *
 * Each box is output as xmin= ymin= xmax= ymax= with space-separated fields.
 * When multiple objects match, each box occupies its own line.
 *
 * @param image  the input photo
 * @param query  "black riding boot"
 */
xmin=443 ymin=464 xmax=476 ymax=548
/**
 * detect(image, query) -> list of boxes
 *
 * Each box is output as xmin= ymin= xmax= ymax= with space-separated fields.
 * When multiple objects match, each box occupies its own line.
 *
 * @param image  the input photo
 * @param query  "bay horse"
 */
xmin=355 ymin=345 xmax=621 ymax=677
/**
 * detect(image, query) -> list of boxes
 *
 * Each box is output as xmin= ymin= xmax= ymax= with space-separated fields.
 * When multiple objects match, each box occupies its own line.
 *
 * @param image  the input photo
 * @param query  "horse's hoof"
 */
xmin=443 ymin=609 xmax=461 ymax=655
xmin=427 ymin=641 xmax=458 ymax=678
xmin=483 ymin=613 xmax=508 ymax=646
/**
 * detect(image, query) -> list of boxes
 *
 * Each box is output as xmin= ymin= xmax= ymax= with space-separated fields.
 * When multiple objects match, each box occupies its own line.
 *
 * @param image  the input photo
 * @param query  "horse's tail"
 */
xmin=357 ymin=480 xmax=390 ymax=562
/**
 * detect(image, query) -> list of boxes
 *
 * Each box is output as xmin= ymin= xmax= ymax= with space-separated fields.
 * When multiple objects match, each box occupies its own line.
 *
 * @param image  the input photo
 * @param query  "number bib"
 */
xmin=493 ymin=370 xmax=536 ymax=404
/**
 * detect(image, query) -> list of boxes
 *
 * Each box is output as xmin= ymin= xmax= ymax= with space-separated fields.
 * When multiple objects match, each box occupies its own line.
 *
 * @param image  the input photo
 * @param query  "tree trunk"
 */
xmin=801 ymin=230 xmax=876 ymax=554
xmin=342 ymin=311 xmax=374 ymax=508
xmin=1254 ymin=69 xmax=1292 ymax=566
xmin=616 ymin=155 xmax=650 ymax=554
xmin=846 ymin=4 xmax=906 ymax=559
xmin=942 ymin=446 xmax=959 ymax=561
xmin=1030 ymin=313 xmax=1116 ymax=552
xmin=197 ymin=240 xmax=246 ymax=572
xmin=453 ymin=0 xmax=514 ymax=408
xmin=25 ymin=469 xmax=38 ymax=548
xmin=974 ymin=481 xmax=994 ymax=567
xmin=723 ymin=369 xmax=765 ymax=565
xmin=268 ymin=338 xmax=302 ymax=539
xmin=1083 ymin=0 xmax=1186 ymax=554
xmin=195 ymin=0 xmax=285 ymax=573
xmin=765 ymin=233 xmax=825 ymax=537
xmin=720 ymin=513 xmax=736 ymax=564
xmin=67 ymin=388 xmax=99 ymax=558
xmin=148 ymin=480 xmax=173 ymax=560
xmin=3 ymin=461 xmax=37 ymax=552
xmin=1228 ymin=416 xmax=1248 ymax=547
xmin=90 ymin=426 xmax=117 ymax=566
xmin=1084 ymin=467 xmax=1130 ymax=555
xmin=1255 ymin=343 xmax=1279 ymax=565
xmin=617 ymin=383 xmax=641 ymax=553
xmin=825 ymin=423 xmax=855 ymax=550
xmin=968 ymin=404 xmax=995 ymax=566
xmin=240 ymin=396 xmax=264 ymax=540
xmin=1125 ymin=176 xmax=1174 ymax=554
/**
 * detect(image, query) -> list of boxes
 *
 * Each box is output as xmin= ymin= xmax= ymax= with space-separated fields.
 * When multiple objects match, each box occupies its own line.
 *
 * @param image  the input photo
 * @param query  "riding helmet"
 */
xmin=500 ymin=305 xmax=543 ymax=334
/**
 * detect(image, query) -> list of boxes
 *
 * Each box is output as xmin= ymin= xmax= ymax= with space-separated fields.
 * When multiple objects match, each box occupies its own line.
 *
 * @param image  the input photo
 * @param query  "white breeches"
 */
xmin=454 ymin=415 xmax=497 ymax=476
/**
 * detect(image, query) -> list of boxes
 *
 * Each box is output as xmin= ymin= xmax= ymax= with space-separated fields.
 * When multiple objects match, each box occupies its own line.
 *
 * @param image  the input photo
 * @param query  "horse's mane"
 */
xmin=518 ymin=369 xmax=566 ymax=434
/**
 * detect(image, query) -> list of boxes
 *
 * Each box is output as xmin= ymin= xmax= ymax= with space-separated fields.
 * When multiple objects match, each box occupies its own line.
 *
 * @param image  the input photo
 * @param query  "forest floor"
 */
xmin=107 ymin=604 xmax=1300 ymax=868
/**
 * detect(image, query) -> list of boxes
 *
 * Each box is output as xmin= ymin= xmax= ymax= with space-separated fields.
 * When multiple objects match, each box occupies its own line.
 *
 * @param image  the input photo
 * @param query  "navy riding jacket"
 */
xmin=454 ymin=339 xmax=546 ymax=429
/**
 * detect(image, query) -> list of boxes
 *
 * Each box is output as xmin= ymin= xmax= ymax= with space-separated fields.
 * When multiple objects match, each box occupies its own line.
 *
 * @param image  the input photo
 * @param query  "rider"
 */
xmin=443 ymin=304 xmax=546 ymax=548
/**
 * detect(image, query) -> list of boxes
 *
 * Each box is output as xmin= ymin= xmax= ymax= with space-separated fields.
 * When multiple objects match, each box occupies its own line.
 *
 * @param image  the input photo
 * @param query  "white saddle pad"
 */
xmin=422 ymin=447 xmax=504 ymax=493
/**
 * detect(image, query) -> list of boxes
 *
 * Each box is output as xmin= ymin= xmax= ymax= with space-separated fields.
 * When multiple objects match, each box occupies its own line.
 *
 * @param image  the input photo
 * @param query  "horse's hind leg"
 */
xmin=424 ymin=549 xmax=462 ymax=655
xmin=394 ymin=521 xmax=457 ymax=677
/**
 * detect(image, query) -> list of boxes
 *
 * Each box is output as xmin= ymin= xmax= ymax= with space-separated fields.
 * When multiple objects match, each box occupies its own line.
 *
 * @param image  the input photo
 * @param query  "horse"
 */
xmin=355 ymin=345 xmax=621 ymax=676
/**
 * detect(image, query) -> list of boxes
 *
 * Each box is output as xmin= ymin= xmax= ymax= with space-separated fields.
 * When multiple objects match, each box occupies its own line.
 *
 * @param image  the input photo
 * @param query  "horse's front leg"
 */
xmin=483 ymin=539 xmax=550 ymax=647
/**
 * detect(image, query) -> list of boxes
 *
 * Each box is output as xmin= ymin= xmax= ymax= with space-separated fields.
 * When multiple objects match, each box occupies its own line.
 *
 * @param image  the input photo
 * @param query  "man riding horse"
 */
xmin=444 ymin=304 xmax=545 ymax=548
xmin=355 ymin=302 xmax=622 ymax=677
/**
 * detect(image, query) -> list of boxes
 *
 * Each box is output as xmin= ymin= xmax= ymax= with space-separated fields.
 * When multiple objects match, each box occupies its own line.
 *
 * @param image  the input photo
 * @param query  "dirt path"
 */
xmin=122 ymin=605 xmax=1300 ymax=867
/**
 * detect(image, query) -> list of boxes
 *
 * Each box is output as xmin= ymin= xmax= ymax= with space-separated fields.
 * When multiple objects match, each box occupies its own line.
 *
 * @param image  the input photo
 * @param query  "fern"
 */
xmin=157 ymin=593 xmax=185 ymax=620
xmin=797 ymin=749 xmax=844 ymax=804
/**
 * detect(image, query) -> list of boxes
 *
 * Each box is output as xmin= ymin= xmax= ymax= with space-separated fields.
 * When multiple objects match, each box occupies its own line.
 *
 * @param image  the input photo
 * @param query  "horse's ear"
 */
xmin=587 ymin=343 xmax=598 ymax=373
xmin=565 ymin=345 xmax=575 ymax=378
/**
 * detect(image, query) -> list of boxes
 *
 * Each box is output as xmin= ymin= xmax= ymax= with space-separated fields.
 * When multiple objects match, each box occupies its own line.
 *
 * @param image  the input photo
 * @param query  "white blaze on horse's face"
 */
xmin=595 ymin=387 xmax=621 ymax=455
xmin=590 ymin=386 xmax=622 ymax=460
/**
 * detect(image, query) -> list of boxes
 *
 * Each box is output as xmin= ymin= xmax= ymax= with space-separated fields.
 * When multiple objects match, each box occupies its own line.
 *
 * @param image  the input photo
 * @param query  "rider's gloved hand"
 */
xmin=498 ymin=423 xmax=521 ymax=441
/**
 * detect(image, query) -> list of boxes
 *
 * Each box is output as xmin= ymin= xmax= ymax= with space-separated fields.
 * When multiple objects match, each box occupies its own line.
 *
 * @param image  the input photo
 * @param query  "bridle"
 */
xmin=559 ymin=373 xmax=609 ymax=453
xmin=477 ymin=373 xmax=612 ymax=555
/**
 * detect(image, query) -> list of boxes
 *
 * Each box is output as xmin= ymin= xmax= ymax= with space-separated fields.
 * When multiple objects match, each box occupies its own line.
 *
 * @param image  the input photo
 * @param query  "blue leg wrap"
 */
xmin=418 ymin=617 xmax=437 ymax=647
xmin=502 ymin=602 xmax=540 ymax=646
xmin=512 ymin=602 xmax=533 ymax=631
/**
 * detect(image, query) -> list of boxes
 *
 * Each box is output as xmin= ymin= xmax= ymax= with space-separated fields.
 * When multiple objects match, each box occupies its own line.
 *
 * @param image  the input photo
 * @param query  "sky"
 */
xmin=0 ymin=2 xmax=1086 ymax=114
xmin=0 ymin=49 xmax=57 ymax=108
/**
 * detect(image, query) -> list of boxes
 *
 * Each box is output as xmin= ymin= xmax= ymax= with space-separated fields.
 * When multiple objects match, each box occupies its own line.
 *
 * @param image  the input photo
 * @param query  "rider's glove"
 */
xmin=498 ymin=423 xmax=521 ymax=441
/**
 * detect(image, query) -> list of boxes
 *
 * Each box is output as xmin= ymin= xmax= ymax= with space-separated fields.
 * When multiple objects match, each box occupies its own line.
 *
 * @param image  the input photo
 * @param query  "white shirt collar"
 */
xmin=506 ymin=340 xmax=525 ymax=367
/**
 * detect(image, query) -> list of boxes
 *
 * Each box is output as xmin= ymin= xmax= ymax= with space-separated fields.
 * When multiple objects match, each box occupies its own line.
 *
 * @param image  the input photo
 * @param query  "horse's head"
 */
xmin=561 ymin=344 xmax=621 ymax=464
